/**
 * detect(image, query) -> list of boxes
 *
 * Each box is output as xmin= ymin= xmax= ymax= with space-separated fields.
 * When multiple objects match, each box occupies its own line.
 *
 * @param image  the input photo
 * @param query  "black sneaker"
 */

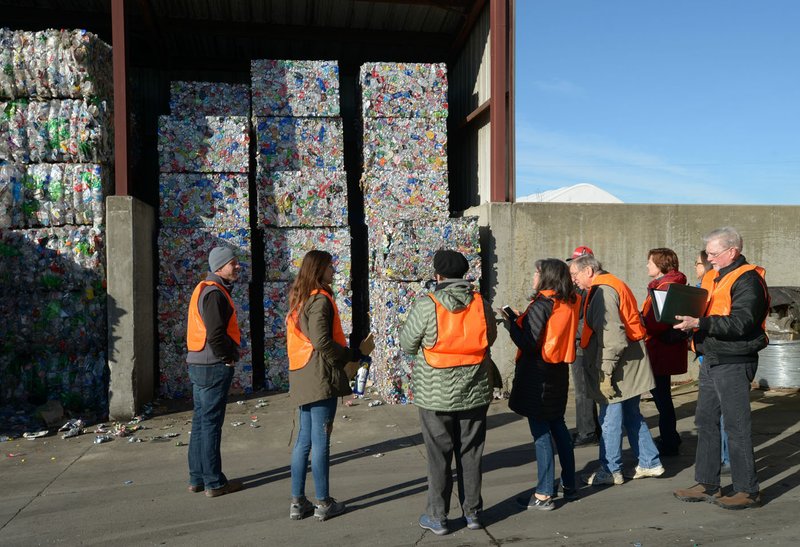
xmin=517 ymin=495 xmax=554 ymax=511
xmin=573 ymin=432 xmax=598 ymax=447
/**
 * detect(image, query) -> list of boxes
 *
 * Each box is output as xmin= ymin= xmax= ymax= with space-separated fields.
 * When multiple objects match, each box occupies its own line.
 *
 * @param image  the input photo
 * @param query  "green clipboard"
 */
xmin=648 ymin=283 xmax=708 ymax=324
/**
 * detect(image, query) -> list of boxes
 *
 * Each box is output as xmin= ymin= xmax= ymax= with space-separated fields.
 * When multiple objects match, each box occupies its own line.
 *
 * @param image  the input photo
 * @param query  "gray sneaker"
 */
xmin=289 ymin=497 xmax=314 ymax=520
xmin=314 ymin=498 xmax=346 ymax=521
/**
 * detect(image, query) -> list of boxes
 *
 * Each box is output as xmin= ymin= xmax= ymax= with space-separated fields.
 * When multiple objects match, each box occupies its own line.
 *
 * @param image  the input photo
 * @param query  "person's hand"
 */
xmin=359 ymin=333 xmax=375 ymax=356
xmin=599 ymin=375 xmax=615 ymax=399
xmin=674 ymin=315 xmax=700 ymax=332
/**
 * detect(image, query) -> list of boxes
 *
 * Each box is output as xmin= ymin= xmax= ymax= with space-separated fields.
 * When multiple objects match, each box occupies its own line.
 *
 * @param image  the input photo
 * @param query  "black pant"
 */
xmin=418 ymin=405 xmax=488 ymax=520
xmin=651 ymin=374 xmax=681 ymax=451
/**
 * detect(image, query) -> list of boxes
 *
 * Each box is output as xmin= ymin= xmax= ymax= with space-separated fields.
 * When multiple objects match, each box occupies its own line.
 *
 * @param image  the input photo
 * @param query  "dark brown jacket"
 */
xmin=288 ymin=292 xmax=357 ymax=406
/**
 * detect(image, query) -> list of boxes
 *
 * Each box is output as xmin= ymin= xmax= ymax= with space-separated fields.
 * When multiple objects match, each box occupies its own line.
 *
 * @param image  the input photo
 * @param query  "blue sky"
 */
xmin=514 ymin=1 xmax=800 ymax=204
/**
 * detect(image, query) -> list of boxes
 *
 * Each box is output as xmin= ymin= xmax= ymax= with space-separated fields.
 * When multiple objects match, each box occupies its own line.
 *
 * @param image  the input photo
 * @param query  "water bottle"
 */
xmin=353 ymin=356 xmax=372 ymax=397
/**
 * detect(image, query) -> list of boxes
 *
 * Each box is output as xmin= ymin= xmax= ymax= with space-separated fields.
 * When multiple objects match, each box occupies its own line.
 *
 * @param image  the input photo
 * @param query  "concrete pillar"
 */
xmin=106 ymin=196 xmax=155 ymax=419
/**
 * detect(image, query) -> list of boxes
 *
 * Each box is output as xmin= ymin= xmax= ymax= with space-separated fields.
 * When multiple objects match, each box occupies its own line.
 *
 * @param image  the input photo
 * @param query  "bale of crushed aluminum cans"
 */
xmin=10 ymin=99 xmax=113 ymax=164
xmin=157 ymin=227 xmax=251 ymax=286
xmin=0 ymin=348 xmax=108 ymax=411
xmin=1 ymin=163 xmax=109 ymax=228
xmin=0 ymin=101 xmax=9 ymax=159
xmin=0 ymin=288 xmax=106 ymax=352
xmin=251 ymin=59 xmax=340 ymax=117
xmin=360 ymin=62 xmax=448 ymax=118
xmin=369 ymin=217 xmax=481 ymax=282
xmin=362 ymin=117 xmax=447 ymax=172
xmin=369 ymin=279 xmax=432 ymax=404
xmin=158 ymin=116 xmax=249 ymax=173
xmin=263 ymin=282 xmax=290 ymax=339
xmin=264 ymin=337 xmax=290 ymax=392
xmin=157 ymin=284 xmax=252 ymax=398
xmin=255 ymin=116 xmax=344 ymax=172
xmin=0 ymin=226 xmax=105 ymax=290
xmin=362 ymin=171 xmax=448 ymax=225
xmin=0 ymin=28 xmax=112 ymax=100
xmin=169 ymin=81 xmax=250 ymax=117
xmin=262 ymin=227 xmax=351 ymax=283
xmin=257 ymin=170 xmax=347 ymax=227
xmin=159 ymin=173 xmax=249 ymax=230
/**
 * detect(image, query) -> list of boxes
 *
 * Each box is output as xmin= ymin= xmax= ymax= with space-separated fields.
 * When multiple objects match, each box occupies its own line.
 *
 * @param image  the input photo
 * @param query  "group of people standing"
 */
xmin=181 ymin=224 xmax=769 ymax=534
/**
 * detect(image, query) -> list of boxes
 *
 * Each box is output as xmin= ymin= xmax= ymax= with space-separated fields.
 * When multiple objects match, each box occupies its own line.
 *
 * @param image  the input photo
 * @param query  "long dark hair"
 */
xmin=535 ymin=258 xmax=577 ymax=303
xmin=288 ymin=250 xmax=333 ymax=314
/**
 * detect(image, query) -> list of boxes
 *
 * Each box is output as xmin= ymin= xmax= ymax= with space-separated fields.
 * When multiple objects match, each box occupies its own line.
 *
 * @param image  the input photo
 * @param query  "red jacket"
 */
xmin=642 ymin=270 xmax=689 ymax=376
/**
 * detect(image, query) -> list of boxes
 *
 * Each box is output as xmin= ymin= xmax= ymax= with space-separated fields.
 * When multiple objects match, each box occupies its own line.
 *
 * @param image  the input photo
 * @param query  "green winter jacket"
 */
xmin=399 ymin=279 xmax=496 ymax=411
xmin=288 ymin=292 xmax=357 ymax=407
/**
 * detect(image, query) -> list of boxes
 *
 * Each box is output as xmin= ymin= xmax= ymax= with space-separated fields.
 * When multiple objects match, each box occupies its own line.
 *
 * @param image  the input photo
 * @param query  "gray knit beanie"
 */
xmin=208 ymin=246 xmax=235 ymax=273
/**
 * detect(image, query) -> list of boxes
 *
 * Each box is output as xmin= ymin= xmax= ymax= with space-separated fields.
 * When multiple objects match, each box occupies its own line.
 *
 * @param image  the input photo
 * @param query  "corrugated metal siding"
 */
xmin=449 ymin=5 xmax=491 ymax=210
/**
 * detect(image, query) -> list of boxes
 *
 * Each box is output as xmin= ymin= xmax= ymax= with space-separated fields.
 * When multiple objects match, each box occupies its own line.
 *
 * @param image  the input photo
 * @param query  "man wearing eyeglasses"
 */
xmin=673 ymin=227 xmax=769 ymax=510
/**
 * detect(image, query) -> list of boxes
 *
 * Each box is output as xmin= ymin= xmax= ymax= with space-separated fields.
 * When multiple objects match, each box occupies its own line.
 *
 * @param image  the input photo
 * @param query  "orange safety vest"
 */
xmin=514 ymin=290 xmax=581 ymax=364
xmin=690 ymin=264 xmax=769 ymax=353
xmin=286 ymin=289 xmax=347 ymax=371
xmin=701 ymin=264 xmax=767 ymax=317
xmin=422 ymin=292 xmax=489 ymax=368
xmin=580 ymin=273 xmax=646 ymax=349
xmin=186 ymin=280 xmax=241 ymax=352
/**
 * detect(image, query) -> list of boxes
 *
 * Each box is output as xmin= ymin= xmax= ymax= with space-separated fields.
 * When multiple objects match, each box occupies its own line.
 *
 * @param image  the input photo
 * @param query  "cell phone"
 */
xmin=502 ymin=305 xmax=517 ymax=321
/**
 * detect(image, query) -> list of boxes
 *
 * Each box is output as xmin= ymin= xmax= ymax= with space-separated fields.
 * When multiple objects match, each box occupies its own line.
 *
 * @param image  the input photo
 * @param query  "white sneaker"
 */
xmin=625 ymin=465 xmax=666 ymax=479
xmin=581 ymin=469 xmax=624 ymax=486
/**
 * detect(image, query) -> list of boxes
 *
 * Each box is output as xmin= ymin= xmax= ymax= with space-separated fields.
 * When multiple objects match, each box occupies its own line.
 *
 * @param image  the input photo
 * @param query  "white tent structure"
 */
xmin=517 ymin=183 xmax=623 ymax=203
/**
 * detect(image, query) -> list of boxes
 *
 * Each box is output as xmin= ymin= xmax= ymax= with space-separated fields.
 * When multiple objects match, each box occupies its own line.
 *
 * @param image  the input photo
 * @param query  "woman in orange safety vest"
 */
xmin=503 ymin=258 xmax=581 ymax=510
xmin=286 ymin=250 xmax=374 ymax=522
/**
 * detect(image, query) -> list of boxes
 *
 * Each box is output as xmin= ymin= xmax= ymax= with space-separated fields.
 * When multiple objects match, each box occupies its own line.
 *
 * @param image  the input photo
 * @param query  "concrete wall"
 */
xmin=106 ymin=196 xmax=156 ymax=419
xmin=471 ymin=202 xmax=800 ymax=387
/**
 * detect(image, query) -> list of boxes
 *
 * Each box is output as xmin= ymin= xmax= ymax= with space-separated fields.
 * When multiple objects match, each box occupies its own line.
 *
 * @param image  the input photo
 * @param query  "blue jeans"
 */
xmin=188 ymin=363 xmax=234 ymax=490
xmin=695 ymin=362 xmax=758 ymax=493
xmin=528 ymin=416 xmax=575 ymax=496
xmin=599 ymin=396 xmax=661 ymax=473
xmin=291 ymin=397 xmax=338 ymax=501
xmin=720 ymin=415 xmax=730 ymax=465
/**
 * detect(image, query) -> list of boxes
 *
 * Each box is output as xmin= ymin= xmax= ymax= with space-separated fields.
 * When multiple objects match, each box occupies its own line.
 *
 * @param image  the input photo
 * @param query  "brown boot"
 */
xmin=714 ymin=491 xmax=761 ymax=510
xmin=673 ymin=483 xmax=722 ymax=503
xmin=205 ymin=480 xmax=243 ymax=498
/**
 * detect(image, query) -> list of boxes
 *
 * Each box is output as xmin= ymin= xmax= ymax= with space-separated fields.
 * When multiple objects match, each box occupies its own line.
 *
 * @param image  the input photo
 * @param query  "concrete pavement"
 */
xmin=1 ymin=385 xmax=798 ymax=546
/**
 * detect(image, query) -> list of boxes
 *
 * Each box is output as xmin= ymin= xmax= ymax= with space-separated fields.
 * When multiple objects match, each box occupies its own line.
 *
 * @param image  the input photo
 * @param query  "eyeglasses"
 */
xmin=706 ymin=247 xmax=732 ymax=259
xmin=694 ymin=262 xmax=704 ymax=266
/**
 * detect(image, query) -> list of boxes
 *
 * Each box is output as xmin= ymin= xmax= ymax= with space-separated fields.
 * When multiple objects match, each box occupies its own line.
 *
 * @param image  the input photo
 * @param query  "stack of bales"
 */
xmin=156 ymin=81 xmax=252 ymax=397
xmin=0 ymin=28 xmax=112 ymax=411
xmin=252 ymin=60 xmax=351 ymax=391
xmin=360 ymin=62 xmax=481 ymax=404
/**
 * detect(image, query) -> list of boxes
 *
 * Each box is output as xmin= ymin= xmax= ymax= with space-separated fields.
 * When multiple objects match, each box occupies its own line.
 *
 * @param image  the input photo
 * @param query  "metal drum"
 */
xmin=756 ymin=340 xmax=800 ymax=389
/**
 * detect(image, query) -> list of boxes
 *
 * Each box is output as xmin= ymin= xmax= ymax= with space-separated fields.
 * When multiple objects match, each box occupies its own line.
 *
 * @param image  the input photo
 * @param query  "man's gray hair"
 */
xmin=571 ymin=254 xmax=603 ymax=272
xmin=703 ymin=226 xmax=743 ymax=252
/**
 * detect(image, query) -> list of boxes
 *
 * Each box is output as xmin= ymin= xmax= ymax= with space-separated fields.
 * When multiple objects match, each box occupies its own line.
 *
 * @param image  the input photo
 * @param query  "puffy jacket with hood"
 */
xmin=399 ymin=279 xmax=497 ymax=411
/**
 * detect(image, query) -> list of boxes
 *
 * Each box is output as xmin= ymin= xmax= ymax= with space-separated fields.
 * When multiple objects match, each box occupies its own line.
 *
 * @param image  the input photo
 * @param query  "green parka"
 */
xmin=399 ymin=280 xmax=497 ymax=411
xmin=288 ymin=292 xmax=357 ymax=407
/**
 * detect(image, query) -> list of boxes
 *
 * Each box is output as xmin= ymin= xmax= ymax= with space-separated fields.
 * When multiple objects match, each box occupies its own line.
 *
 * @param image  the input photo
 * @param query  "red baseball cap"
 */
xmin=567 ymin=246 xmax=593 ymax=261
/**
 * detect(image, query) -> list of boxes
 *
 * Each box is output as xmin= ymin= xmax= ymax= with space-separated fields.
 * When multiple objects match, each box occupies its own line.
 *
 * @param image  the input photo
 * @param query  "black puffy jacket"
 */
xmin=506 ymin=296 xmax=570 ymax=420
xmin=694 ymin=255 xmax=770 ymax=366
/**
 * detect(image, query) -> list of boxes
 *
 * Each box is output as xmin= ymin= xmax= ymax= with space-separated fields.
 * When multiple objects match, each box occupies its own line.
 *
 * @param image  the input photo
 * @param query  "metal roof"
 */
xmin=1 ymin=0 xmax=486 ymax=69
